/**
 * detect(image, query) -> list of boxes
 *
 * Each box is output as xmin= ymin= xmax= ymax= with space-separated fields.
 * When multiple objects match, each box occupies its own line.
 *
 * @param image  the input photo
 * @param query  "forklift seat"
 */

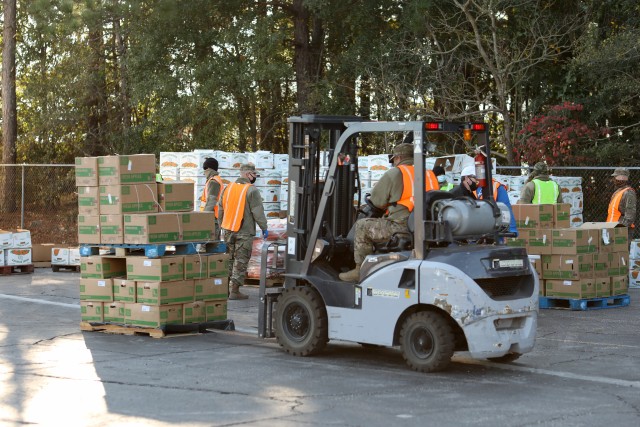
xmin=373 ymin=231 xmax=413 ymax=253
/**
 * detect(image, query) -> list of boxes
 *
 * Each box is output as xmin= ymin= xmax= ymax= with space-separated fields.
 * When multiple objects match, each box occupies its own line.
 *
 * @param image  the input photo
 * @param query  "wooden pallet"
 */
xmin=540 ymin=294 xmax=631 ymax=310
xmin=0 ymin=264 xmax=35 ymax=276
xmin=52 ymin=264 xmax=81 ymax=273
xmin=244 ymin=277 xmax=283 ymax=288
xmin=80 ymin=319 xmax=235 ymax=338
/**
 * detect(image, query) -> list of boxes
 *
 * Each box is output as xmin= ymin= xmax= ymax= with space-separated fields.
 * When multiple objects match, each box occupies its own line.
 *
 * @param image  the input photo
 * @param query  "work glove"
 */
xmin=262 ymin=230 xmax=269 ymax=239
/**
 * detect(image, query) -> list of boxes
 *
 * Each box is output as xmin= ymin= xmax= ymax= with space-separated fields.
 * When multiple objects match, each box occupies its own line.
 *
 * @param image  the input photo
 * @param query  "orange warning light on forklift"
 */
xmin=463 ymin=127 xmax=473 ymax=141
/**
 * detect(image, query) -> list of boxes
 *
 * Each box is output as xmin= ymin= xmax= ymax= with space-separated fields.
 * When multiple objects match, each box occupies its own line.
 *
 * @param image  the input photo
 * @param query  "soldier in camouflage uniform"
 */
xmin=218 ymin=163 xmax=268 ymax=299
xmin=518 ymin=162 xmax=563 ymax=204
xmin=339 ymin=143 xmax=415 ymax=282
xmin=607 ymin=167 xmax=636 ymax=242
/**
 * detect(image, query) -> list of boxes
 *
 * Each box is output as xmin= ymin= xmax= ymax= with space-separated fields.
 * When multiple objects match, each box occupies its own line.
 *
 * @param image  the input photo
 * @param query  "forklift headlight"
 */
xmin=311 ymin=239 xmax=329 ymax=263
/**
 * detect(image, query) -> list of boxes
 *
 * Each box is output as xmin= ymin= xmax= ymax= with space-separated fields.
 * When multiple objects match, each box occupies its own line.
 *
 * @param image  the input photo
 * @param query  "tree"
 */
xmin=2 ymin=0 xmax=18 ymax=212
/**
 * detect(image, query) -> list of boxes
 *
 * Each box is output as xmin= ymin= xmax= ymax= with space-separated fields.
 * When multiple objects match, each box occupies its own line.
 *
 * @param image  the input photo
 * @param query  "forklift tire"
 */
xmin=274 ymin=286 xmax=328 ymax=357
xmin=399 ymin=311 xmax=455 ymax=373
xmin=487 ymin=353 xmax=521 ymax=363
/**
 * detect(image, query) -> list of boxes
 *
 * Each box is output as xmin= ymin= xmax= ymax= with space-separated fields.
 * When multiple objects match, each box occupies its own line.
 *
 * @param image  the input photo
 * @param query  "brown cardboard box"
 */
xmin=512 ymin=204 xmax=554 ymax=229
xmin=79 ymin=278 xmax=113 ymax=301
xmin=181 ymin=212 xmax=216 ymax=242
xmin=103 ymin=301 xmax=125 ymax=323
xmin=208 ymin=253 xmax=231 ymax=278
xmin=98 ymin=154 xmax=156 ymax=186
xmin=81 ymin=301 xmax=103 ymax=323
xmin=611 ymin=275 xmax=629 ymax=296
xmin=136 ymin=279 xmax=195 ymax=305
xmin=553 ymin=204 xmax=571 ymax=228
xmin=100 ymin=215 xmax=124 ymax=244
xmin=112 ymin=278 xmax=136 ymax=303
xmin=542 ymin=254 xmax=593 ymax=280
xmin=551 ymin=228 xmax=597 ymax=255
xmin=579 ymin=222 xmax=628 ymax=253
xmin=124 ymin=213 xmax=184 ymax=244
xmin=81 ymin=256 xmax=127 ymax=279
xmin=592 ymin=253 xmax=610 ymax=278
xmin=506 ymin=236 xmax=527 ymax=249
xmin=78 ymin=215 xmax=100 ymax=244
xmin=78 ymin=186 xmax=99 ymax=215
xmin=525 ymin=229 xmax=552 ymax=255
xmin=608 ymin=252 xmax=629 ymax=276
xmin=99 ymin=184 xmax=158 ymax=215
xmin=183 ymin=301 xmax=206 ymax=323
xmin=31 ymin=243 xmax=55 ymax=262
xmin=126 ymin=256 xmax=184 ymax=281
xmin=184 ymin=255 xmax=208 ymax=279
xmin=194 ymin=277 xmax=229 ymax=300
xmin=594 ymin=278 xmax=611 ymax=297
xmin=75 ymin=157 xmax=99 ymax=187
xmin=205 ymin=300 xmax=227 ymax=321
xmin=157 ymin=182 xmax=194 ymax=212
xmin=124 ymin=303 xmax=183 ymax=328
xmin=545 ymin=279 xmax=596 ymax=299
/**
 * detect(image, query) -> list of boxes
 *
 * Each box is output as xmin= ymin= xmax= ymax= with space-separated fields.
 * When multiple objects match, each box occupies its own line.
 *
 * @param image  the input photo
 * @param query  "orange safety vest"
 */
xmin=474 ymin=179 xmax=503 ymax=201
xmin=199 ymin=175 xmax=225 ymax=217
xmin=221 ymin=182 xmax=251 ymax=232
xmin=607 ymin=186 xmax=635 ymax=227
xmin=396 ymin=165 xmax=439 ymax=212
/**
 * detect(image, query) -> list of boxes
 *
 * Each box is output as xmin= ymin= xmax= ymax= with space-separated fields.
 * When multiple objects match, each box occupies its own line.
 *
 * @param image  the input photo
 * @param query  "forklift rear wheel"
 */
xmin=399 ymin=311 xmax=455 ymax=373
xmin=275 ymin=286 xmax=328 ymax=357
xmin=488 ymin=353 xmax=521 ymax=363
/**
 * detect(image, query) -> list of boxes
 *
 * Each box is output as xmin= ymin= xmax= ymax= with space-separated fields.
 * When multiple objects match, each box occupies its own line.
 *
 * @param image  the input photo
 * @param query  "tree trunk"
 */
xmin=86 ymin=6 xmax=108 ymax=156
xmin=2 ymin=0 xmax=18 ymax=213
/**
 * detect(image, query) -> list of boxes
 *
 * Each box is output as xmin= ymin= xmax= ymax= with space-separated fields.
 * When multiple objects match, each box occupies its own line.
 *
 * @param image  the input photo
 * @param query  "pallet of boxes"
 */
xmin=508 ymin=204 xmax=630 ymax=310
xmin=0 ymin=228 xmax=34 ymax=275
xmin=76 ymin=154 xmax=232 ymax=337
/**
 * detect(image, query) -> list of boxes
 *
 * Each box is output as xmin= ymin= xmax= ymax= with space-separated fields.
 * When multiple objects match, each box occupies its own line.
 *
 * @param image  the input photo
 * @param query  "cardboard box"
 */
xmin=608 ymin=252 xmax=629 ymax=276
xmin=31 ymin=243 xmax=55 ymax=262
xmin=182 ymin=212 xmax=216 ymax=242
xmin=52 ymin=248 xmax=70 ymax=265
xmin=194 ymin=277 xmax=229 ymax=301
xmin=103 ymin=301 xmax=125 ymax=323
xmin=79 ymin=278 xmax=113 ymax=301
xmin=112 ymin=278 xmax=136 ymax=303
xmin=524 ymin=229 xmax=552 ymax=255
xmin=545 ymin=279 xmax=596 ymax=299
xmin=592 ymin=253 xmax=610 ymax=278
xmin=594 ymin=278 xmax=611 ymax=297
xmin=78 ymin=215 xmax=101 ymax=244
xmin=4 ymin=248 xmax=32 ymax=266
xmin=512 ymin=204 xmax=554 ymax=229
xmin=157 ymin=182 xmax=194 ymax=212
xmin=99 ymin=184 xmax=158 ymax=215
xmin=542 ymin=254 xmax=593 ymax=280
xmin=126 ymin=256 xmax=184 ymax=281
xmin=205 ymin=300 xmax=228 ymax=321
xmin=553 ymin=204 xmax=571 ymax=228
xmin=528 ymin=255 xmax=543 ymax=277
xmin=98 ymin=154 xmax=156 ymax=186
xmin=100 ymin=215 xmax=124 ymax=244
xmin=183 ymin=301 xmax=206 ymax=323
xmin=125 ymin=303 xmax=183 ymax=328
xmin=78 ymin=186 xmax=99 ymax=215
xmin=611 ymin=275 xmax=629 ymax=296
xmin=0 ymin=252 xmax=4 ymax=266
xmin=80 ymin=301 xmax=103 ymax=323
xmin=208 ymin=253 xmax=231 ymax=277
xmin=184 ymin=255 xmax=208 ymax=279
xmin=124 ymin=213 xmax=184 ymax=244
xmin=81 ymin=256 xmax=127 ymax=279
xmin=11 ymin=229 xmax=31 ymax=248
xmin=0 ymin=230 xmax=12 ymax=250
xmin=75 ymin=157 xmax=99 ymax=187
xmin=136 ymin=279 xmax=194 ymax=305
xmin=579 ymin=222 xmax=628 ymax=253
xmin=551 ymin=228 xmax=597 ymax=255
xmin=69 ymin=248 xmax=81 ymax=265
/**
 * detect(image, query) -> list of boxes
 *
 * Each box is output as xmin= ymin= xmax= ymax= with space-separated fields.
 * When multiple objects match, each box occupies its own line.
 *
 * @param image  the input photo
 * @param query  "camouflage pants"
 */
xmin=354 ymin=218 xmax=408 ymax=264
xmin=223 ymin=231 xmax=254 ymax=288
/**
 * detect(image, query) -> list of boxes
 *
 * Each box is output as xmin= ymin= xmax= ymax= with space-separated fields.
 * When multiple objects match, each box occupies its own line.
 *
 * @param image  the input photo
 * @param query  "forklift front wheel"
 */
xmin=275 ymin=286 xmax=328 ymax=357
xmin=399 ymin=311 xmax=455 ymax=373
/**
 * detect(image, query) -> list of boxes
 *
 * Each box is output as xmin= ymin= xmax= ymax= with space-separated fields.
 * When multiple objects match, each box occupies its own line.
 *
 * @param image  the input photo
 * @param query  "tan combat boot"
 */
xmin=229 ymin=282 xmax=249 ymax=300
xmin=339 ymin=265 xmax=360 ymax=282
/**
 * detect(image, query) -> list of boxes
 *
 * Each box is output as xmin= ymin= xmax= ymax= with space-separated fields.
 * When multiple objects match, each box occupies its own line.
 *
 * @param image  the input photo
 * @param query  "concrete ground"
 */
xmin=0 ymin=268 xmax=639 ymax=427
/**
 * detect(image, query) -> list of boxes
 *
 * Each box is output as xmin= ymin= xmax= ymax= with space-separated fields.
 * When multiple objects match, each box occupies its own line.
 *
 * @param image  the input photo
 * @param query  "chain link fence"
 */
xmin=0 ymin=164 xmax=636 ymax=245
xmin=0 ymin=164 xmax=78 ymax=245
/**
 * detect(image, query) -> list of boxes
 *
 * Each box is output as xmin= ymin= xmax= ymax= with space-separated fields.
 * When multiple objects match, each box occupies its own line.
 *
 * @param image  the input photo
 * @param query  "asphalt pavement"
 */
xmin=0 ymin=268 xmax=639 ymax=427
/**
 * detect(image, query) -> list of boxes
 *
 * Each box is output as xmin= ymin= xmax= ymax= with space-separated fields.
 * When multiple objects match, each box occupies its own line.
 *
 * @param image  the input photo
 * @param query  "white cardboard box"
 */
xmin=5 ymin=248 xmax=32 ymax=266
xmin=51 ymin=248 xmax=70 ymax=265
xmin=247 ymin=151 xmax=274 ymax=169
xmin=69 ymin=248 xmax=81 ymax=265
xmin=0 ymin=230 xmax=12 ymax=250
xmin=11 ymin=229 xmax=31 ymax=249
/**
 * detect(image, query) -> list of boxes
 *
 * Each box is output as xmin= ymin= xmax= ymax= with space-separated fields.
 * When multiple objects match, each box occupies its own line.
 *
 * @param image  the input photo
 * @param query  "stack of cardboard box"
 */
xmin=628 ymin=240 xmax=640 ymax=289
xmin=509 ymin=205 xmax=629 ymax=299
xmin=0 ymin=229 xmax=33 ymax=268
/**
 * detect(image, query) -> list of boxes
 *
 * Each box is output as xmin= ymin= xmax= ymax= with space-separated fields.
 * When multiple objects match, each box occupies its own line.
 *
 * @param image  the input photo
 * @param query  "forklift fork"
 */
xmin=258 ymin=240 xmax=287 ymax=338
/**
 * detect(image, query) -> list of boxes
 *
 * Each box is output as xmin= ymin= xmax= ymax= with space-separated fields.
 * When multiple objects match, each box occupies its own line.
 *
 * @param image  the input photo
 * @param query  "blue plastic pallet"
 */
xmin=80 ymin=241 xmax=227 ymax=258
xmin=539 ymin=294 xmax=630 ymax=311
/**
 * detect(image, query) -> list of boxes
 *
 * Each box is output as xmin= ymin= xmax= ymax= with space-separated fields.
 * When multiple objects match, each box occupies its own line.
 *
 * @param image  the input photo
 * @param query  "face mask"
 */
xmin=437 ymin=176 xmax=446 ymax=184
xmin=468 ymin=181 xmax=478 ymax=191
xmin=249 ymin=174 xmax=257 ymax=184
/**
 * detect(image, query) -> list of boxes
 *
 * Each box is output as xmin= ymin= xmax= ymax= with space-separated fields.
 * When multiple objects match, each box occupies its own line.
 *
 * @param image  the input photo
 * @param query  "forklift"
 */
xmin=258 ymin=115 xmax=538 ymax=373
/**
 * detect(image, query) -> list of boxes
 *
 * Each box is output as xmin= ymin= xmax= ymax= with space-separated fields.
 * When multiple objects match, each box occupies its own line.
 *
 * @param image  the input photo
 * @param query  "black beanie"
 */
xmin=203 ymin=157 xmax=218 ymax=171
